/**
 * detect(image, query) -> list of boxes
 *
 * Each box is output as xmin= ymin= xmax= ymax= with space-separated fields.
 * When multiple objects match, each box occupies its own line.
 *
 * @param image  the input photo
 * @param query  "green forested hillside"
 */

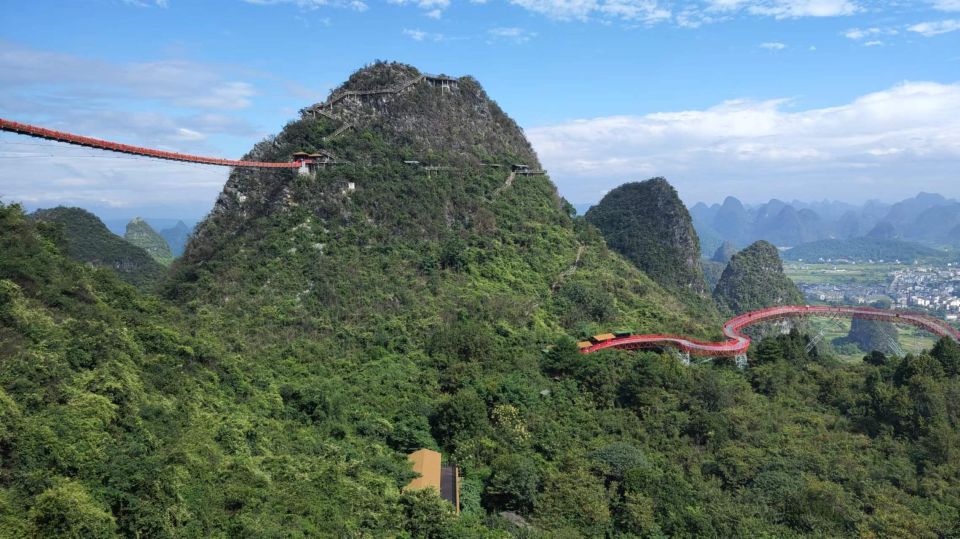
xmin=585 ymin=178 xmax=708 ymax=297
xmin=124 ymin=218 xmax=174 ymax=266
xmin=6 ymin=201 xmax=960 ymax=537
xmin=702 ymin=259 xmax=726 ymax=292
xmin=714 ymin=240 xmax=804 ymax=314
xmin=4 ymin=63 xmax=960 ymax=538
xmin=29 ymin=207 xmax=165 ymax=289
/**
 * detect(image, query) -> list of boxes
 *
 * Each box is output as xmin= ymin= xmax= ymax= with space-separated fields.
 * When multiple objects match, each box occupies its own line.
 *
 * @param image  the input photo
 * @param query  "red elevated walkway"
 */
xmin=580 ymin=306 xmax=960 ymax=357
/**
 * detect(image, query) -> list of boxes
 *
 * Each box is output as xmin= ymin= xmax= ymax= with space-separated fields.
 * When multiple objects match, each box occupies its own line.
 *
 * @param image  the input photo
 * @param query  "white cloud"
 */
xmin=0 ymin=43 xmax=258 ymax=110
xmin=487 ymin=26 xmax=538 ymax=43
xmin=908 ymin=19 xmax=960 ymax=36
xmin=174 ymin=128 xmax=206 ymax=141
xmin=402 ymin=28 xmax=445 ymax=41
xmin=760 ymin=41 xmax=786 ymax=49
xmin=389 ymin=0 xmax=451 ymax=16
xmin=864 ymin=39 xmax=883 ymax=46
xmin=842 ymin=26 xmax=896 ymax=40
xmin=932 ymin=0 xmax=960 ymax=11
xmin=0 ymin=41 xmax=273 ymax=216
xmin=527 ymin=81 xmax=960 ymax=203
xmin=508 ymin=0 xmax=671 ymax=23
xmin=243 ymin=0 xmax=368 ymax=10
xmin=501 ymin=0 xmax=861 ymax=25
xmin=122 ymin=0 xmax=169 ymax=6
xmin=0 ymin=137 xmax=230 ymax=218
xmin=705 ymin=0 xmax=859 ymax=18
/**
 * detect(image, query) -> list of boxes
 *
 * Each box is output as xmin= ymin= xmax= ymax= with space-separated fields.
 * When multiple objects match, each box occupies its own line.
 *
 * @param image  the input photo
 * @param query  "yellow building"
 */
xmin=404 ymin=448 xmax=460 ymax=513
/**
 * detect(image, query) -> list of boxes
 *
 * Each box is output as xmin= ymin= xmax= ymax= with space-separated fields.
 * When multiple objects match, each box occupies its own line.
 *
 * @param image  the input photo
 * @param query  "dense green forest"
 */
xmin=4 ymin=63 xmax=960 ymax=537
xmin=29 ymin=207 xmax=165 ymax=289
xmin=5 ymin=201 xmax=960 ymax=537
xmin=714 ymin=241 xmax=804 ymax=315
xmin=783 ymin=237 xmax=944 ymax=263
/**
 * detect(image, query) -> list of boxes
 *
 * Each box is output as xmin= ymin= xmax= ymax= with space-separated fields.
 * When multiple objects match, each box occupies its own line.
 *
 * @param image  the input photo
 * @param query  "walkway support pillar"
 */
xmin=735 ymin=354 xmax=748 ymax=370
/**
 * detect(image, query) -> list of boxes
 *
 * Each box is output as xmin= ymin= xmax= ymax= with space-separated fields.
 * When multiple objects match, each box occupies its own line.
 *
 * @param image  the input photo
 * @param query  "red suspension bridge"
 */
xmin=0 ymin=118 xmax=303 ymax=169
xmin=579 ymin=305 xmax=960 ymax=360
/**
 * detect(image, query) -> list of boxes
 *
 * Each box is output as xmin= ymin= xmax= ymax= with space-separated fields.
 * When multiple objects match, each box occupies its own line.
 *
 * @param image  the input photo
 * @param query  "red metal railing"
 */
xmin=0 ymin=118 xmax=301 ymax=169
xmin=581 ymin=305 xmax=960 ymax=357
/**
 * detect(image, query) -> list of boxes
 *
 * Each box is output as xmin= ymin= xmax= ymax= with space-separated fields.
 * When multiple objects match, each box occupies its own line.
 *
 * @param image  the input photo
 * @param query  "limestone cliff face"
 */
xmin=585 ymin=178 xmax=707 ymax=294
xmin=713 ymin=240 xmax=803 ymax=314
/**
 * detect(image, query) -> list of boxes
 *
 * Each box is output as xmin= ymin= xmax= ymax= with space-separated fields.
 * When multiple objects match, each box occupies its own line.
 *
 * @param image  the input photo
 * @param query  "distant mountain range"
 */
xmin=690 ymin=192 xmax=960 ymax=254
xmin=104 ymin=218 xmax=195 ymax=256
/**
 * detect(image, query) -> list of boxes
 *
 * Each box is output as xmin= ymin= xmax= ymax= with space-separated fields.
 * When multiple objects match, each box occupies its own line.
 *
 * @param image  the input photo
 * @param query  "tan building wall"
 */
xmin=405 ymin=448 xmax=442 ymax=494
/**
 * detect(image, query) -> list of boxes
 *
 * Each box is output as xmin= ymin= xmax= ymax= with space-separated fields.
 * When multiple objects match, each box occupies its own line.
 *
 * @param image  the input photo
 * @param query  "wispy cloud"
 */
xmin=0 ymin=40 xmax=265 ymax=164
xmin=389 ymin=0 xmax=450 ymax=17
xmin=842 ymin=26 xmax=897 ymax=40
xmin=487 ymin=26 xmax=537 ymax=43
xmin=931 ymin=0 xmax=960 ymax=11
xmin=402 ymin=28 xmax=445 ymax=41
xmin=243 ymin=0 xmax=368 ymax=11
xmin=0 ymin=42 xmax=259 ymax=110
xmin=122 ymin=0 xmax=169 ymax=6
xmin=705 ymin=0 xmax=859 ymax=19
xmin=760 ymin=41 xmax=786 ymax=49
xmin=908 ymin=19 xmax=960 ymax=36
xmin=527 ymin=81 xmax=960 ymax=203
xmin=500 ymin=0 xmax=861 ymax=26
xmin=507 ymin=0 xmax=671 ymax=23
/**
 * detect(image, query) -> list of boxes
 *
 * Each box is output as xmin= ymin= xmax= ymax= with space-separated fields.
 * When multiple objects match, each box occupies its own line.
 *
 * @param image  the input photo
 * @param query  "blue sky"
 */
xmin=1 ymin=0 xmax=959 ymax=221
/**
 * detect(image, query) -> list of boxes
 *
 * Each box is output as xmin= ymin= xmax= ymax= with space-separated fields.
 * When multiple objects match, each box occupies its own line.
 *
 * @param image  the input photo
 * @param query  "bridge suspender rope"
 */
xmin=580 ymin=305 xmax=960 ymax=359
xmin=0 ymin=118 xmax=302 ymax=169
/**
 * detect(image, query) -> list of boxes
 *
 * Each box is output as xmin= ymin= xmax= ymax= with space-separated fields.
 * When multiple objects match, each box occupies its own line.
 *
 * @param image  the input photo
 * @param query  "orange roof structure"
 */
xmin=405 ymin=448 xmax=442 ymax=494
xmin=404 ymin=448 xmax=460 ymax=513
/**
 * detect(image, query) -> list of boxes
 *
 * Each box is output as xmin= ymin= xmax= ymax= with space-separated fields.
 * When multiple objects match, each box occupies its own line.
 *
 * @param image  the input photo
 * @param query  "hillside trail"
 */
xmin=492 ymin=171 xmax=516 ymax=197
xmin=551 ymin=243 xmax=585 ymax=293
xmin=522 ymin=243 xmax=585 ymax=319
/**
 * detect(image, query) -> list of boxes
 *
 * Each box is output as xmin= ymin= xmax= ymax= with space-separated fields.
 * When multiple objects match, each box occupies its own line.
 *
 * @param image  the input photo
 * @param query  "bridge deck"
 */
xmin=1 ymin=118 xmax=300 ymax=169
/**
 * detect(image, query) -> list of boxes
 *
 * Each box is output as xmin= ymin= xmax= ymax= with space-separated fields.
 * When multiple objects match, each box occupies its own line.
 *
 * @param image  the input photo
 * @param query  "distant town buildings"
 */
xmin=792 ymin=264 xmax=960 ymax=325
